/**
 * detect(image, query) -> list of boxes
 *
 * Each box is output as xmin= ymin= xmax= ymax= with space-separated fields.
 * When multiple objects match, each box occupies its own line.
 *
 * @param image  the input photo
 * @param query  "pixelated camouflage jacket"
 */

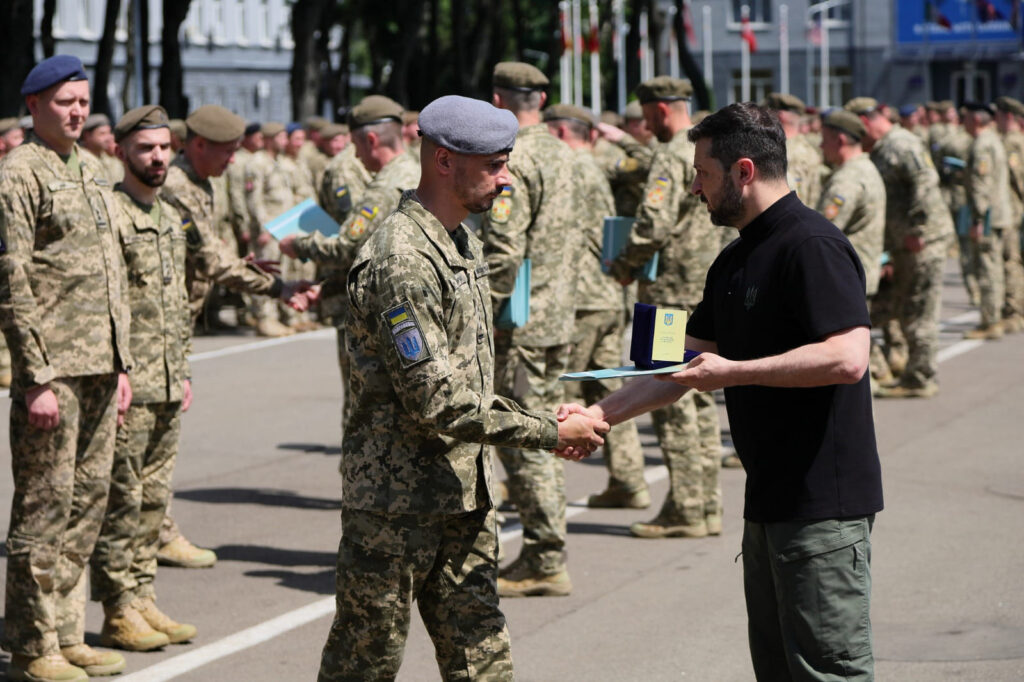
xmin=573 ymin=148 xmax=624 ymax=312
xmin=967 ymin=127 xmax=1013 ymax=229
xmin=0 ymin=137 xmax=132 ymax=393
xmin=344 ymin=191 xmax=558 ymax=514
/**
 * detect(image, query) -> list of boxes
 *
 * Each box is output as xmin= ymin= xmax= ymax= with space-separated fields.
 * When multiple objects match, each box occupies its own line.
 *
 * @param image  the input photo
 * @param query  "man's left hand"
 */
xmin=117 ymin=373 xmax=132 ymax=427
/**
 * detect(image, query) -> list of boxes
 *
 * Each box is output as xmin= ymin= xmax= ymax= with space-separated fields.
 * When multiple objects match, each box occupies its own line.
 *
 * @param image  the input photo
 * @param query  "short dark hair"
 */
xmin=687 ymin=102 xmax=787 ymax=182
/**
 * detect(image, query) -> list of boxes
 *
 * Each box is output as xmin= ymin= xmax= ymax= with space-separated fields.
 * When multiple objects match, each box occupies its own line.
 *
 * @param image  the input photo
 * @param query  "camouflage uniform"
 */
xmin=787 ymin=134 xmax=823 ymax=209
xmin=91 ymin=190 xmax=191 ymax=608
xmin=966 ymin=127 xmax=1012 ymax=328
xmin=481 ymin=124 xmax=582 ymax=574
xmin=225 ymin=146 xmax=254 ymax=252
xmin=161 ymin=152 xmax=281 ymax=322
xmin=300 ymin=142 xmax=330 ymax=190
xmin=318 ymin=144 xmax=374 ymax=226
xmin=870 ymin=126 xmax=952 ymax=390
xmin=593 ymin=134 xmax=656 ymax=217
xmin=608 ymin=128 xmax=723 ymax=528
xmin=0 ymin=138 xmax=132 ymax=656
xmin=1000 ymin=129 xmax=1024 ymax=321
xmin=319 ymin=192 xmax=558 ymax=681
xmin=295 ymin=148 xmax=420 ymax=431
xmin=565 ymin=148 xmax=646 ymax=495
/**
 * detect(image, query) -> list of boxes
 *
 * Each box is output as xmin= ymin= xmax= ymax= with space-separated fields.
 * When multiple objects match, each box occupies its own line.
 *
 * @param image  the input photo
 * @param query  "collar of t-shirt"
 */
xmin=737 ymin=191 xmax=799 ymax=243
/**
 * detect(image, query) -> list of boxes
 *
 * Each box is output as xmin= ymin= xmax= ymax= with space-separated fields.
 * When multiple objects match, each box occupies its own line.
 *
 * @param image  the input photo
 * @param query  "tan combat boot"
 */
xmin=705 ymin=514 xmax=723 ymax=536
xmin=8 ymin=653 xmax=88 ymax=682
xmin=59 ymin=644 xmax=126 ymax=676
xmin=256 ymin=317 xmax=295 ymax=338
xmin=157 ymin=535 xmax=217 ymax=568
xmin=100 ymin=603 xmax=171 ymax=651
xmin=874 ymin=382 xmax=939 ymax=399
xmin=133 ymin=597 xmax=198 ymax=643
xmin=630 ymin=515 xmax=709 ymax=539
xmin=0 ymin=369 xmax=12 ymax=389
xmin=497 ymin=561 xmax=572 ymax=598
xmin=586 ymin=486 xmax=651 ymax=509
xmin=963 ymin=322 xmax=1004 ymax=340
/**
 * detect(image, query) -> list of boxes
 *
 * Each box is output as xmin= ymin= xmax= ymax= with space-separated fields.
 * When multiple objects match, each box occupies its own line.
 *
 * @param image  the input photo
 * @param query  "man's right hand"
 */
xmin=554 ymin=409 xmax=609 ymax=461
xmin=279 ymin=234 xmax=298 ymax=258
xmin=596 ymin=122 xmax=625 ymax=143
xmin=26 ymin=383 xmax=60 ymax=430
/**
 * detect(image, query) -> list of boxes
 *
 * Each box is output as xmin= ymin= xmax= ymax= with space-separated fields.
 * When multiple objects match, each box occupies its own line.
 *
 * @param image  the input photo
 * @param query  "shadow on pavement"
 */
xmin=175 ymin=487 xmax=341 ymax=510
xmin=245 ymin=568 xmax=335 ymax=595
xmin=277 ymin=442 xmax=342 ymax=456
xmin=566 ymin=521 xmax=634 ymax=537
xmin=214 ymin=544 xmax=336 ymax=567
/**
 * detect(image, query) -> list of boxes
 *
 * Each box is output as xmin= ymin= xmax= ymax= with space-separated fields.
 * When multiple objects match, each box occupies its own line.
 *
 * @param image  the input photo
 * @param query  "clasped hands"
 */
xmin=281 ymin=281 xmax=321 ymax=312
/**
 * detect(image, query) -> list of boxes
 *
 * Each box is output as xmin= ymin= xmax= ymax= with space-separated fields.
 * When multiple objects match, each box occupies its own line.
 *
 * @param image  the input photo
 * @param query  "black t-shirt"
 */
xmin=687 ymin=192 xmax=883 ymax=523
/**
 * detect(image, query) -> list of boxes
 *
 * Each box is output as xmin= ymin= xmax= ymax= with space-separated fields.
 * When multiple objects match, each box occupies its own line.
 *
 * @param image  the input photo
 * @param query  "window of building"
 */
xmin=77 ymin=0 xmax=100 ymax=39
xmin=234 ymin=0 xmax=248 ymax=44
xmin=209 ymin=0 xmax=226 ymax=43
xmin=731 ymin=0 xmax=772 ymax=26
xmin=259 ymin=0 xmax=273 ymax=46
xmin=729 ymin=68 xmax=774 ymax=104
xmin=185 ymin=2 xmax=207 ymax=44
xmin=809 ymin=0 xmax=851 ymax=25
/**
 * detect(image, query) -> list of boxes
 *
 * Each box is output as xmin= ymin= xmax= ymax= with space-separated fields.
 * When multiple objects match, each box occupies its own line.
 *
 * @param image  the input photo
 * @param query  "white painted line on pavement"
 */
xmin=936 ymin=339 xmax=985 ymax=364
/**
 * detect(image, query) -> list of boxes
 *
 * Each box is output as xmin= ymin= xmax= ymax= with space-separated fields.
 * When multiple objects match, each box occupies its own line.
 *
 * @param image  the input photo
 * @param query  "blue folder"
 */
xmin=495 ymin=259 xmax=531 ymax=329
xmin=955 ymin=206 xmax=990 ymax=238
xmin=601 ymin=217 xmax=658 ymax=281
xmin=266 ymin=198 xmax=340 ymax=240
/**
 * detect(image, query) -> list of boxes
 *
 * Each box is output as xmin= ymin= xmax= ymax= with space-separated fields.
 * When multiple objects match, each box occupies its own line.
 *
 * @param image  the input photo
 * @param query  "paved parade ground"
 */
xmin=1 ymin=262 xmax=1022 ymax=681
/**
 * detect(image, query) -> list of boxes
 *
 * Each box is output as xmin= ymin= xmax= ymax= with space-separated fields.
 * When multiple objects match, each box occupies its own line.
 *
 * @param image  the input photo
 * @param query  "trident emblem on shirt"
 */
xmin=744 ymin=286 xmax=758 ymax=311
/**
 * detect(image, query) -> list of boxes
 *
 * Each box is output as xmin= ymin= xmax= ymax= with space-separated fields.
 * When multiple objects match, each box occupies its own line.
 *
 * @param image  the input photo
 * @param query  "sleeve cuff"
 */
xmin=268 ymin=277 xmax=284 ymax=298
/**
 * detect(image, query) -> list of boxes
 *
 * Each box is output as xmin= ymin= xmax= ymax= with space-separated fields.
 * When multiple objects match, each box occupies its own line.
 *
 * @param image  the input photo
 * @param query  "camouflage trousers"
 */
xmin=319 ymin=507 xmax=513 ymax=682
xmin=493 ymin=338 xmax=568 ymax=575
xmin=868 ymin=277 xmax=908 ymax=378
xmin=158 ymin=502 xmax=181 ymax=547
xmin=91 ymin=402 xmax=181 ymax=606
xmin=891 ymin=245 xmax=946 ymax=388
xmin=1001 ymin=221 xmax=1024 ymax=318
xmin=0 ymin=334 xmax=10 ymax=378
xmin=968 ymin=228 xmax=1006 ymax=328
xmin=3 ymin=374 xmax=118 ymax=656
xmin=565 ymin=309 xmax=646 ymax=494
xmin=650 ymin=390 xmax=722 ymax=525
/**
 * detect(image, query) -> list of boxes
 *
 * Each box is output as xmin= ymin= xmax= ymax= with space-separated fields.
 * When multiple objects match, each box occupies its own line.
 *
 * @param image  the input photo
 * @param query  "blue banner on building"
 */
xmin=897 ymin=1 xmax=1021 ymax=45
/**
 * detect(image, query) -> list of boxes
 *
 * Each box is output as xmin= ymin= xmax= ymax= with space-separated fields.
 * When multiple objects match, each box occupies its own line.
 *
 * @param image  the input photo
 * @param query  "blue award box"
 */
xmin=265 ymin=198 xmax=340 ymax=240
xmin=495 ymin=259 xmax=531 ymax=329
xmin=601 ymin=216 xmax=659 ymax=281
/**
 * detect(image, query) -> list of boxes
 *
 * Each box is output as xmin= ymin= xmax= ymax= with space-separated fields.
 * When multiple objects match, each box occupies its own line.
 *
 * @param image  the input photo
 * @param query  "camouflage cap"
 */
xmin=401 ymin=110 xmax=419 ymax=125
xmin=762 ymin=92 xmax=806 ymax=113
xmin=624 ymin=100 xmax=644 ymax=120
xmin=937 ymin=99 xmax=955 ymax=111
xmin=543 ymin=103 xmax=596 ymax=128
xmin=822 ymin=109 xmax=866 ymax=141
xmin=600 ymin=110 xmax=623 ymax=127
xmin=843 ymin=97 xmax=879 ymax=115
xmin=113 ymin=104 xmax=169 ymax=142
xmin=83 ymin=113 xmax=111 ymax=131
xmin=260 ymin=122 xmax=285 ymax=137
xmin=186 ymin=104 xmax=245 ymax=143
xmin=347 ymin=95 xmax=403 ymax=129
xmin=924 ymin=100 xmax=942 ymax=113
xmin=418 ymin=94 xmax=518 ymax=155
xmin=168 ymin=119 xmax=186 ymax=139
xmin=962 ymin=101 xmax=995 ymax=116
xmin=635 ymin=76 xmax=692 ymax=104
xmin=320 ymin=123 xmax=348 ymax=139
xmin=303 ymin=115 xmax=328 ymax=131
xmin=492 ymin=61 xmax=549 ymax=92
xmin=994 ymin=96 xmax=1024 ymax=117
xmin=0 ymin=117 xmax=19 ymax=135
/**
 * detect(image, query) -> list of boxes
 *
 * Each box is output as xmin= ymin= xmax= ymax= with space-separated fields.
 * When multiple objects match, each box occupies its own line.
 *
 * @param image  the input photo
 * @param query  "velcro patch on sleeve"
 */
xmin=382 ymin=301 xmax=432 ymax=368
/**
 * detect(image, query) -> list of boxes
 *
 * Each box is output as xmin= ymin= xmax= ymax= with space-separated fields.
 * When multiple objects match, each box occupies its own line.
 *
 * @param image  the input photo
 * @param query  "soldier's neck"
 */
xmin=120 ymin=172 xmax=159 ymax=206
xmin=35 ymin=128 xmax=75 ymax=157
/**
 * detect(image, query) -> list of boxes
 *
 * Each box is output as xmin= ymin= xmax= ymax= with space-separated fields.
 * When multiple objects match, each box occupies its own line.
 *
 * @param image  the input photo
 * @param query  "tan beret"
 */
xmin=822 ymin=109 xmax=866 ymax=140
xmin=260 ymin=122 xmax=285 ymax=137
xmin=843 ymin=97 xmax=880 ymax=115
xmin=493 ymin=61 xmax=549 ymax=92
xmin=320 ymin=123 xmax=348 ymax=139
xmin=543 ymin=103 xmax=595 ymax=127
xmin=0 ymin=117 xmax=19 ymax=135
xmin=347 ymin=95 xmax=403 ymax=129
xmin=401 ymin=110 xmax=419 ymax=125
xmin=635 ymin=76 xmax=692 ymax=104
xmin=84 ymin=113 xmax=111 ymax=131
xmin=600 ymin=110 xmax=623 ymax=127
xmin=186 ymin=105 xmax=245 ymax=143
xmin=114 ymin=104 xmax=169 ymax=141
xmin=168 ymin=119 xmax=187 ymax=140
xmin=303 ymin=116 xmax=328 ymax=131
xmin=624 ymin=100 xmax=644 ymax=120
xmin=994 ymin=96 xmax=1024 ymax=117
xmin=924 ymin=101 xmax=942 ymax=113
xmin=938 ymin=99 xmax=955 ymax=111
xmin=762 ymin=92 xmax=806 ymax=113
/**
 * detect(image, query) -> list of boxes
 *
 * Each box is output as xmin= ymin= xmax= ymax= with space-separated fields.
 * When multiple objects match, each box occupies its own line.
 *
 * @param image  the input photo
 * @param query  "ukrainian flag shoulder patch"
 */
xmin=382 ymin=301 xmax=431 ymax=367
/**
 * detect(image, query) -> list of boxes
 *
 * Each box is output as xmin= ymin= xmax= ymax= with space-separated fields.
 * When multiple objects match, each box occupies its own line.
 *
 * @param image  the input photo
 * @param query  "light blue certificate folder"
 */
xmin=266 ymin=199 xmax=340 ymax=240
xmin=601 ymin=217 xmax=658 ymax=282
xmin=495 ymin=259 xmax=531 ymax=329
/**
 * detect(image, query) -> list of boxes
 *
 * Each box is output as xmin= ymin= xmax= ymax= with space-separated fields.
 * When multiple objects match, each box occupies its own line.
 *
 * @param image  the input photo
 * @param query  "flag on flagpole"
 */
xmin=560 ymin=5 xmax=572 ymax=54
xmin=808 ymin=12 xmax=823 ymax=45
xmin=741 ymin=11 xmax=758 ymax=52
xmin=683 ymin=0 xmax=697 ymax=47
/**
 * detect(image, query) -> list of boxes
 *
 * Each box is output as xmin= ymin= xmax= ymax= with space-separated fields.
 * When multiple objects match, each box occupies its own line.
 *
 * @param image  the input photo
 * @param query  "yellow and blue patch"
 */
xmin=490 ymin=186 xmax=514 ymax=224
xmin=348 ymin=206 xmax=378 ymax=239
xmin=383 ymin=301 xmax=430 ymax=367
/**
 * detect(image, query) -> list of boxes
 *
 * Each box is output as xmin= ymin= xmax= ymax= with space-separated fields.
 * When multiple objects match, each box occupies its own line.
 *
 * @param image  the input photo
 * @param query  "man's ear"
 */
xmin=735 ymin=158 xmax=756 ymax=186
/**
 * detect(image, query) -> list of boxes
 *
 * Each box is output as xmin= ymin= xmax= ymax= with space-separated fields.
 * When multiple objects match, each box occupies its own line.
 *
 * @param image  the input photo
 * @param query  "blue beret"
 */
xmin=898 ymin=104 xmax=918 ymax=118
xmin=244 ymin=122 xmax=261 ymax=136
xmin=418 ymin=95 xmax=518 ymax=155
xmin=21 ymin=55 xmax=89 ymax=96
xmin=285 ymin=122 xmax=303 ymax=135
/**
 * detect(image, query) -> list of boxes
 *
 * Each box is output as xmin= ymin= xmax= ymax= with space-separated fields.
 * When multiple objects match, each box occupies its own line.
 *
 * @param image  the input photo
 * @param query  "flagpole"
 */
xmin=560 ymin=2 xmax=572 ymax=104
xmin=640 ymin=9 xmax=652 ymax=81
xmin=741 ymin=4 xmax=751 ymax=101
xmin=820 ymin=6 xmax=829 ymax=108
xmin=780 ymin=4 xmax=789 ymax=94
xmin=589 ymin=0 xmax=601 ymax=114
xmin=614 ymin=0 xmax=627 ymax=113
xmin=668 ymin=5 xmax=680 ymax=79
xmin=703 ymin=5 xmax=713 ymax=89
xmin=573 ymin=0 xmax=584 ymax=107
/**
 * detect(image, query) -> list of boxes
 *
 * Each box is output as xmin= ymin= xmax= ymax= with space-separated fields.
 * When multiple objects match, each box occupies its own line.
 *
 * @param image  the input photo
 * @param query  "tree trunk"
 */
xmin=123 ymin=0 xmax=136 ymax=113
xmin=0 ymin=0 xmax=33 ymax=117
xmin=140 ymin=0 xmax=152 ymax=103
xmin=383 ymin=0 xmax=427 ymax=105
xmin=41 ymin=0 xmax=58 ymax=59
xmin=93 ymin=0 xmax=122 ymax=117
xmin=674 ymin=0 xmax=710 ymax=110
xmin=451 ymin=0 xmax=467 ymax=94
xmin=289 ymin=0 xmax=328 ymax=121
xmin=159 ymin=0 xmax=192 ymax=117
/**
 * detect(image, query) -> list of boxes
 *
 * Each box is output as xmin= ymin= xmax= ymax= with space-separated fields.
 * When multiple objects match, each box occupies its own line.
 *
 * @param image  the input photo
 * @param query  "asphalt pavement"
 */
xmin=0 ymin=261 xmax=1022 ymax=681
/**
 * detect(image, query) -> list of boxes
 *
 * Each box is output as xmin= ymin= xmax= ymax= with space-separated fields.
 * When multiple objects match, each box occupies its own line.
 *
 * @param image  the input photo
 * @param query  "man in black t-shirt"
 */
xmin=558 ymin=103 xmax=882 ymax=681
